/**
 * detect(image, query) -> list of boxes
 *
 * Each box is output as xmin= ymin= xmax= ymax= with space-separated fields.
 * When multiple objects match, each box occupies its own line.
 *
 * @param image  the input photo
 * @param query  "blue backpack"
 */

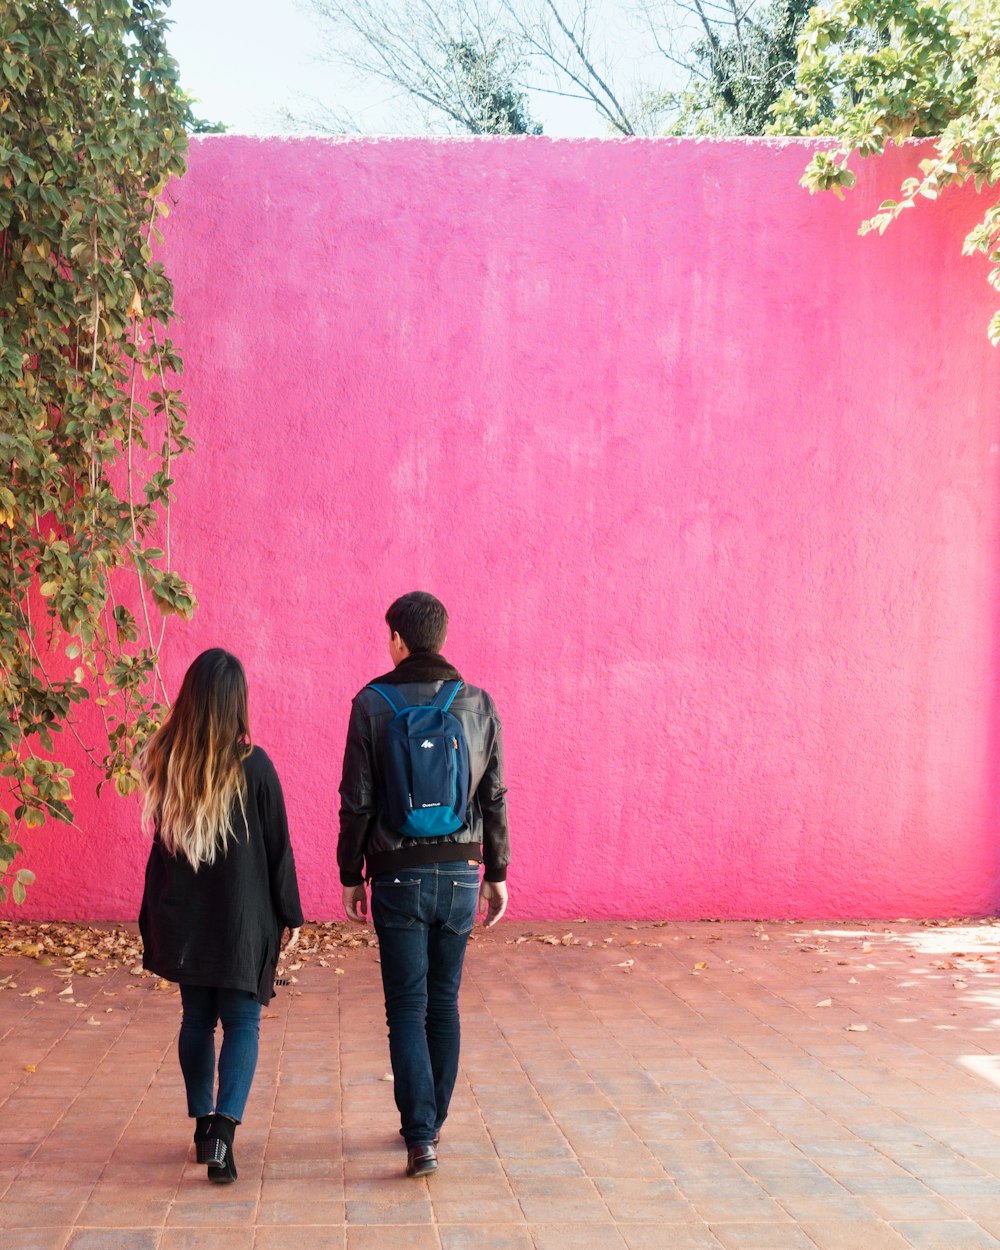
xmin=369 ymin=681 xmax=471 ymax=838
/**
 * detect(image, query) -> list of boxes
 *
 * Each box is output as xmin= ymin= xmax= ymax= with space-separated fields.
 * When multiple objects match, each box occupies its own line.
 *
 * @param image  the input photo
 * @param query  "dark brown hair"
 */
xmin=139 ymin=648 xmax=252 ymax=868
xmin=385 ymin=591 xmax=449 ymax=653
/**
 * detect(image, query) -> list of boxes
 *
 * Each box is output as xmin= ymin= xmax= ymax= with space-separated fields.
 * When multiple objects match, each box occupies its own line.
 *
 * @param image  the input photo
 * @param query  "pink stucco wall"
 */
xmin=8 ymin=136 xmax=1000 ymax=921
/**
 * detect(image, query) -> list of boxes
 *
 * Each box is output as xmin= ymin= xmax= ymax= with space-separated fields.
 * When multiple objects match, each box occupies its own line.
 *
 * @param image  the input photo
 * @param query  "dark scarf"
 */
xmin=370 ymin=651 xmax=463 ymax=687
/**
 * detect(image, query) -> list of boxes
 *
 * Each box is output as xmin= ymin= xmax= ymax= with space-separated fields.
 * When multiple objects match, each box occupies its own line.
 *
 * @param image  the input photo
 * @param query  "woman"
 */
xmin=138 ymin=648 xmax=303 ymax=1183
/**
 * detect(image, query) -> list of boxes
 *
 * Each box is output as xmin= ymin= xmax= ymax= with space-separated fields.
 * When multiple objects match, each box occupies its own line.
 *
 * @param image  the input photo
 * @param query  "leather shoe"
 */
xmin=405 ymin=1143 xmax=438 ymax=1177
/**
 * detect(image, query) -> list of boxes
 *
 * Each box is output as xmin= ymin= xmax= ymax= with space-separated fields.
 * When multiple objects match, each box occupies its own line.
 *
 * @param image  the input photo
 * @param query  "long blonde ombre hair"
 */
xmin=140 ymin=648 xmax=252 ymax=869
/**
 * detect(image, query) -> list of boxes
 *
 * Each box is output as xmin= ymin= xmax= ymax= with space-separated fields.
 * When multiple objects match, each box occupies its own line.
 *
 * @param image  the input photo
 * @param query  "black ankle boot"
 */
xmin=193 ymin=1115 xmax=214 ymax=1163
xmin=206 ymin=1114 xmax=238 ymax=1183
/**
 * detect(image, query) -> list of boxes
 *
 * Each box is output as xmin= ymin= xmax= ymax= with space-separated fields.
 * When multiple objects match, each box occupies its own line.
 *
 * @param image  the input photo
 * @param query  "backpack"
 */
xmin=368 ymin=681 xmax=471 ymax=837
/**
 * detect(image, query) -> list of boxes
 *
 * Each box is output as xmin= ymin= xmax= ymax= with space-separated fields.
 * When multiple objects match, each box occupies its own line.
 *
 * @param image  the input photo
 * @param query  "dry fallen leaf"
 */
xmin=816 ymin=999 xmax=833 ymax=1007
xmin=694 ymin=961 xmax=708 ymax=970
xmin=23 ymin=1064 xmax=36 ymax=1073
xmin=846 ymin=1023 xmax=868 ymax=1032
xmin=617 ymin=959 xmax=635 ymax=970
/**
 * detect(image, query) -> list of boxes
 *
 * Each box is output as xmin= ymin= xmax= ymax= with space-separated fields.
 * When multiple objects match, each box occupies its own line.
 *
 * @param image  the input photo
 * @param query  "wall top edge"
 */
xmin=189 ymin=133 xmax=842 ymax=148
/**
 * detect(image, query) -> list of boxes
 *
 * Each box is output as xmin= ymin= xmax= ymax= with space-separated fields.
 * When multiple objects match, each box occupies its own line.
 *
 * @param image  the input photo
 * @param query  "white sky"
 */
xmin=164 ymin=0 xmax=683 ymax=137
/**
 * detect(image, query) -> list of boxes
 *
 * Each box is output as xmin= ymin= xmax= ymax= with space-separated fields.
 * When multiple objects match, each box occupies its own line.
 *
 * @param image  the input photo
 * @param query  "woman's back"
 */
xmin=140 ymin=745 xmax=301 ymax=1003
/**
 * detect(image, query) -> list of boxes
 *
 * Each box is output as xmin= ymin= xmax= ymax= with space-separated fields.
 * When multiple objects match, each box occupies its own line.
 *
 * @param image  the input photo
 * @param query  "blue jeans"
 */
xmin=371 ymin=861 xmax=480 ymax=1146
xmin=178 ymin=985 xmax=261 ymax=1123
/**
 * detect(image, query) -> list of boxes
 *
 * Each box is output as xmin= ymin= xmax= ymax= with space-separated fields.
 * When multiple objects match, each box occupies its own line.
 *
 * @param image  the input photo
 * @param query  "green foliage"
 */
xmin=771 ymin=0 xmax=1000 ymax=341
xmin=0 ymin=0 xmax=196 ymax=903
xmin=670 ymin=0 xmax=817 ymax=137
xmin=448 ymin=39 xmax=542 ymax=135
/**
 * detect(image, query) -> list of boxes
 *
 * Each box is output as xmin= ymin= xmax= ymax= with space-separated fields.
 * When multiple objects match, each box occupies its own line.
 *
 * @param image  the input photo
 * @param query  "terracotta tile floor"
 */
xmin=4 ymin=919 xmax=1000 ymax=1249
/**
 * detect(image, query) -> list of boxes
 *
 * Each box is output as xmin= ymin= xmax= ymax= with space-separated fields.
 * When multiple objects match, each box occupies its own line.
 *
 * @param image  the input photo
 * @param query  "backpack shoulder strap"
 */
xmin=368 ymin=684 xmax=407 ymax=713
xmin=431 ymin=680 xmax=463 ymax=712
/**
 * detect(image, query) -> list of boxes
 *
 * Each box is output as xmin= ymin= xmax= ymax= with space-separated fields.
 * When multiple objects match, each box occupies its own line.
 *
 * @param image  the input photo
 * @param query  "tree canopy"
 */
xmin=771 ymin=0 xmax=1000 ymax=341
xmin=294 ymin=0 xmax=817 ymax=137
xmin=641 ymin=0 xmax=815 ymax=136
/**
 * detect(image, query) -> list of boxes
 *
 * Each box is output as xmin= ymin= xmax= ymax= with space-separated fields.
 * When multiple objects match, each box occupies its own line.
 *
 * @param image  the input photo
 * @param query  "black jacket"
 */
xmin=139 ymin=746 xmax=304 ymax=1004
xmin=338 ymin=651 xmax=509 ymax=884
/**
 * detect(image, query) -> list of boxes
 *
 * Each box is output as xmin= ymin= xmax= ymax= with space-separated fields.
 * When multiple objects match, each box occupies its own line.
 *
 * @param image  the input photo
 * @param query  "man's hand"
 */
xmin=283 ymin=927 xmax=301 ymax=952
xmin=479 ymin=879 xmax=508 ymax=927
xmin=343 ymin=883 xmax=369 ymax=924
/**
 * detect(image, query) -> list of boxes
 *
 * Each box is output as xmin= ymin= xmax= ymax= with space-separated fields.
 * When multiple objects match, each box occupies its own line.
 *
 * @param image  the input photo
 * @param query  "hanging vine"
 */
xmin=0 ymin=0 xmax=196 ymax=903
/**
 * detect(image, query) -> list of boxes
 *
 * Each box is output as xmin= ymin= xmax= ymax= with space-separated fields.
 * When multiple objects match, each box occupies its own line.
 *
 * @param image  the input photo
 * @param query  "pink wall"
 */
xmin=8 ymin=136 xmax=1000 ymax=921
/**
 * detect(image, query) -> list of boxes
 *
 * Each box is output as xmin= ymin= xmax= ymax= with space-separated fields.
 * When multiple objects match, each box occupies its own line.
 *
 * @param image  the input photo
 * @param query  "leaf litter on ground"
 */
xmin=0 ymin=920 xmax=379 ymax=984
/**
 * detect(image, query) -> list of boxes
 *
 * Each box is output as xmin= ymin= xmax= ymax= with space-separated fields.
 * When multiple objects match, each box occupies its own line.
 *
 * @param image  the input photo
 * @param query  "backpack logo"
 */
xmin=368 ymin=681 xmax=470 ymax=838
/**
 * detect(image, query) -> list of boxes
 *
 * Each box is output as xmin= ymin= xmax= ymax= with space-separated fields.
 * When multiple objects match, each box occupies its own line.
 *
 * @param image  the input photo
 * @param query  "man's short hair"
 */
xmin=385 ymin=591 xmax=449 ymax=654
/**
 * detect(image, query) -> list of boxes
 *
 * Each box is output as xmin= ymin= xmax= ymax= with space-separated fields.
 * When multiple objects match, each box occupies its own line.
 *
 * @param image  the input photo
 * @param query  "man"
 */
xmin=338 ymin=590 xmax=510 ymax=1178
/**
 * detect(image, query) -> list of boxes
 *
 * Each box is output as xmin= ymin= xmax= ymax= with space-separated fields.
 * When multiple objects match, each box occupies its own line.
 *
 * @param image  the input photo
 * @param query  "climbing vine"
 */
xmin=0 ymin=0 xmax=196 ymax=902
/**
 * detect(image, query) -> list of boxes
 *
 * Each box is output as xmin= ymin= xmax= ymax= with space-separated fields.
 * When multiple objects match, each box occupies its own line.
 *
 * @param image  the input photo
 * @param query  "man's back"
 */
xmin=338 ymin=649 xmax=508 ymax=887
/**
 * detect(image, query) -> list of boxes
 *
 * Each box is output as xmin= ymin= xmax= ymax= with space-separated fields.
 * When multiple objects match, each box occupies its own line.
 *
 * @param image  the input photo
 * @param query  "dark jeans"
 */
xmin=371 ymin=861 xmax=480 ymax=1146
xmin=178 ymin=984 xmax=261 ymax=1123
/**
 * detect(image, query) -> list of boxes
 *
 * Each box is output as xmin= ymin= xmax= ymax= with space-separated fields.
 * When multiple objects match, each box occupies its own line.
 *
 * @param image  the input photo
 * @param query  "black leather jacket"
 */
xmin=338 ymin=651 xmax=510 ymax=884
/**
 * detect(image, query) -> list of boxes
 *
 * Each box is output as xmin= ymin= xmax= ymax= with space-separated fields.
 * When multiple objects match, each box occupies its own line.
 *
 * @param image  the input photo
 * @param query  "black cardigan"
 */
xmin=139 ymin=746 xmax=304 ymax=1004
